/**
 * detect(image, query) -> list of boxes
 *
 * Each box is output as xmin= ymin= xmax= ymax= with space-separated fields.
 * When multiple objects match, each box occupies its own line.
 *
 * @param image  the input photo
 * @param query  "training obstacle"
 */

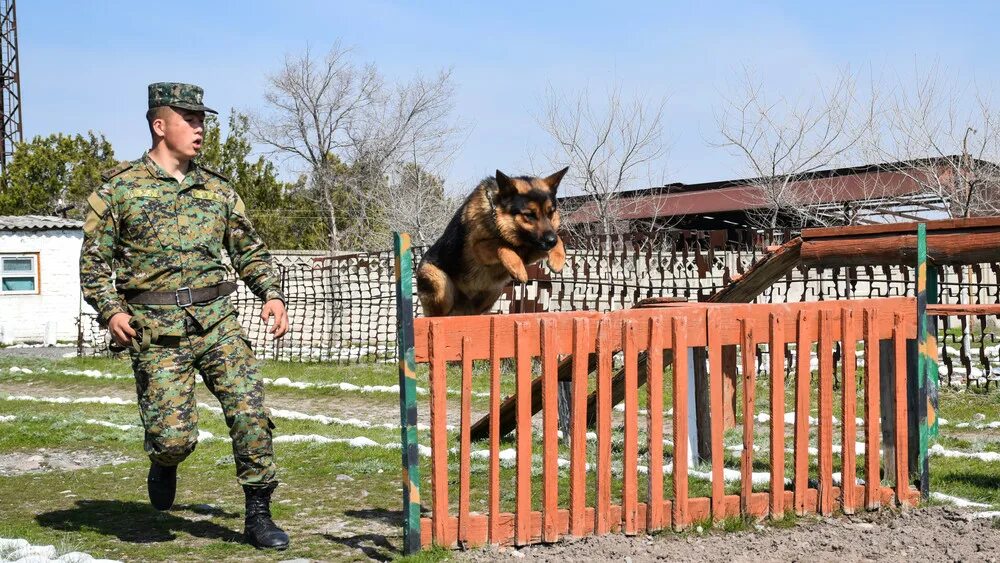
xmin=407 ymin=297 xmax=919 ymax=549
xmin=393 ymin=218 xmax=1000 ymax=553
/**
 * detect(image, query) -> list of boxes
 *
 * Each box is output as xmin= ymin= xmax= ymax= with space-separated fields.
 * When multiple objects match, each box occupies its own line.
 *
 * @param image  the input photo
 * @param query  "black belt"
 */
xmin=124 ymin=282 xmax=237 ymax=307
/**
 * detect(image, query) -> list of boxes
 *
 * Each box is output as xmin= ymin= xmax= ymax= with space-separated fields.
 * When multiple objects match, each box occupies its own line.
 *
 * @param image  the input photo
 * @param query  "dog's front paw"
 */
xmin=547 ymin=239 xmax=566 ymax=272
xmin=498 ymin=247 xmax=529 ymax=283
xmin=511 ymin=266 xmax=529 ymax=283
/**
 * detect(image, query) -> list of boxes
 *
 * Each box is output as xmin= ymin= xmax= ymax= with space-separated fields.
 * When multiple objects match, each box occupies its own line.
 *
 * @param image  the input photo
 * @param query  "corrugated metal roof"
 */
xmin=564 ymin=168 xmax=929 ymax=224
xmin=0 ymin=215 xmax=83 ymax=230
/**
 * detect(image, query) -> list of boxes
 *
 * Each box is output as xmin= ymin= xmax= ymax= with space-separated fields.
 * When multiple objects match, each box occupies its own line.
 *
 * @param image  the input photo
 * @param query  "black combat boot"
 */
xmin=243 ymin=483 xmax=290 ymax=550
xmin=147 ymin=461 xmax=177 ymax=511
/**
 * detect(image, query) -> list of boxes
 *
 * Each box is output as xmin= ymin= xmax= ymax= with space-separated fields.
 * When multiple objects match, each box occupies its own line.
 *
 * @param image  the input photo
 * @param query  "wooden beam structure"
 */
xmin=800 ymin=217 xmax=1000 ymax=267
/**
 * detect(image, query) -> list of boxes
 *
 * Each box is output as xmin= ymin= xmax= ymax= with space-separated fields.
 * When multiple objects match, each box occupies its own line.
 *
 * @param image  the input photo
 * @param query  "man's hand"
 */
xmin=108 ymin=312 xmax=136 ymax=346
xmin=261 ymin=299 xmax=289 ymax=339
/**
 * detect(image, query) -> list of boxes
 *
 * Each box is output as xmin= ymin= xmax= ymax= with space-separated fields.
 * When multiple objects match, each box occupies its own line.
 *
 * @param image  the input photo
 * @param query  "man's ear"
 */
xmin=151 ymin=117 xmax=167 ymax=139
xmin=496 ymin=169 xmax=516 ymax=196
xmin=542 ymin=167 xmax=569 ymax=196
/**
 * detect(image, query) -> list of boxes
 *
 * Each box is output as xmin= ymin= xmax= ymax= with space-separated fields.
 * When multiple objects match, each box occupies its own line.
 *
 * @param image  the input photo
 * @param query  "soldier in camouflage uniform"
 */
xmin=80 ymin=82 xmax=291 ymax=550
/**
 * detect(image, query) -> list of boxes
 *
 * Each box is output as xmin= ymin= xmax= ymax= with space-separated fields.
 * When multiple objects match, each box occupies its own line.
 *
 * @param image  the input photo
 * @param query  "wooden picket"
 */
xmin=413 ymin=298 xmax=919 ymax=548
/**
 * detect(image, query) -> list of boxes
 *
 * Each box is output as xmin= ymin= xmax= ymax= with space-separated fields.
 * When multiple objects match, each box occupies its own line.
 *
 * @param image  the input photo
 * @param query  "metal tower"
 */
xmin=0 ymin=0 xmax=21 ymax=176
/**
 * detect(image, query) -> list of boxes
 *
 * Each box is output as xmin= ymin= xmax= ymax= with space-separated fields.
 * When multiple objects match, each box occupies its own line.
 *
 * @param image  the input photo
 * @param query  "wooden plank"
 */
xmin=800 ymin=230 xmax=1000 ymax=267
xmin=488 ymin=319 xmax=502 ymax=543
xmin=841 ymin=309 xmax=858 ymax=515
xmin=864 ymin=308 xmax=882 ymax=510
xmin=459 ymin=336 xmax=473 ymax=545
xmin=818 ymin=310 xmax=834 ymax=516
xmin=569 ymin=318 xmax=589 ymax=537
xmin=429 ymin=321 xmax=450 ymax=546
xmin=802 ymin=216 xmax=1000 ymax=239
xmin=794 ymin=310 xmax=811 ymax=517
xmin=596 ymin=317 xmax=613 ymax=535
xmin=541 ymin=319 xmax=559 ymax=543
xmin=769 ymin=313 xmax=786 ymax=520
xmin=515 ymin=321 xmax=533 ymax=546
xmin=708 ymin=308 xmax=725 ymax=522
xmin=893 ymin=313 xmax=910 ymax=505
xmin=623 ymin=320 xmax=639 ymax=535
xmin=646 ymin=317 xmax=665 ymax=532
xmin=672 ymin=316 xmax=690 ymax=531
xmin=926 ymin=303 xmax=1000 ymax=316
xmin=705 ymin=238 xmax=803 ymax=304
xmin=740 ymin=318 xmax=756 ymax=516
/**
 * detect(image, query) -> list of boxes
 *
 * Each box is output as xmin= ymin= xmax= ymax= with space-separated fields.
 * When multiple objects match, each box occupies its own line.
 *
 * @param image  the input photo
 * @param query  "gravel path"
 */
xmin=461 ymin=506 xmax=1000 ymax=562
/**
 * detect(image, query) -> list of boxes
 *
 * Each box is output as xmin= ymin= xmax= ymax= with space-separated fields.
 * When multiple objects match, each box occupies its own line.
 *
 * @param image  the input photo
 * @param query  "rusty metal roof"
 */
xmin=561 ymin=158 xmax=967 ymax=224
xmin=0 ymin=215 xmax=83 ymax=231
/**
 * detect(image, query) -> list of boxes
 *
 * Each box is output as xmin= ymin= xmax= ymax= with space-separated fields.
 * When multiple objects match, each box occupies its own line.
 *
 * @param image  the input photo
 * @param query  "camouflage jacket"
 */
xmin=80 ymin=152 xmax=285 ymax=336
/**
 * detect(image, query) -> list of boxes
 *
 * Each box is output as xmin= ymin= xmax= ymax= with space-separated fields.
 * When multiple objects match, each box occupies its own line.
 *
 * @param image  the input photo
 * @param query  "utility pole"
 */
xmin=0 ymin=0 xmax=21 ymax=178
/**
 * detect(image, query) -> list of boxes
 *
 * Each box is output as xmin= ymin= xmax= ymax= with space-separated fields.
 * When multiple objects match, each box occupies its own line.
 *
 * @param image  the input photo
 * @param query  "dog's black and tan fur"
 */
xmin=416 ymin=168 xmax=568 ymax=317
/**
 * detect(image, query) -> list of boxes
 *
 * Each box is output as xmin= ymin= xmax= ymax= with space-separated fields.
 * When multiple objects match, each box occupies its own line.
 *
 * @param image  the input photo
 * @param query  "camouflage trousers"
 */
xmin=129 ymin=313 xmax=277 ymax=487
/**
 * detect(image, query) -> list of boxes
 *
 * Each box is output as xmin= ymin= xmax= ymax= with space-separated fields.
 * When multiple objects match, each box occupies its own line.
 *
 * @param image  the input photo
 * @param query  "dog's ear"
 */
xmin=495 ymin=169 xmax=516 ymax=196
xmin=542 ymin=167 xmax=569 ymax=195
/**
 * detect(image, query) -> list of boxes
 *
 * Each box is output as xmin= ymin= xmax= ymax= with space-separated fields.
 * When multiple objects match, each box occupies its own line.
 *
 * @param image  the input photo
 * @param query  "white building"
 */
xmin=0 ymin=215 xmax=85 ymax=345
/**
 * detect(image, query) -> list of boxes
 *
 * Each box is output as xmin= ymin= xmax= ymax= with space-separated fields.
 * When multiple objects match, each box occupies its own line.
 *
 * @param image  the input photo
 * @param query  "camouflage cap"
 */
xmin=147 ymin=82 xmax=217 ymax=114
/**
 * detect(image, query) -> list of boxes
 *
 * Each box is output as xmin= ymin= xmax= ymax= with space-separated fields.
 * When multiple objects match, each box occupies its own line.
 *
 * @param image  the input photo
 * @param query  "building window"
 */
xmin=1 ymin=254 xmax=39 ymax=294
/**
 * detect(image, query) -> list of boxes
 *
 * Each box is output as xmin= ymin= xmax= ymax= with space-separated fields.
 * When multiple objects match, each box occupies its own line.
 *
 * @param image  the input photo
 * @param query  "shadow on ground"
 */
xmin=36 ymin=499 xmax=243 ymax=544
xmin=324 ymin=532 xmax=398 ymax=562
xmin=324 ymin=509 xmax=405 ymax=561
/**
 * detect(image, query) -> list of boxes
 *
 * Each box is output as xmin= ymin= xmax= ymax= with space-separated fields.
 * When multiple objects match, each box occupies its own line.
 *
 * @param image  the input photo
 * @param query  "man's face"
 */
xmin=155 ymin=107 xmax=205 ymax=159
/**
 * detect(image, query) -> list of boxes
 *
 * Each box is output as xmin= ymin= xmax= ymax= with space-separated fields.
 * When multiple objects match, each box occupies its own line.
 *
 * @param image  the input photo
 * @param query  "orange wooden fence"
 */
xmin=411 ymin=297 xmax=919 ymax=548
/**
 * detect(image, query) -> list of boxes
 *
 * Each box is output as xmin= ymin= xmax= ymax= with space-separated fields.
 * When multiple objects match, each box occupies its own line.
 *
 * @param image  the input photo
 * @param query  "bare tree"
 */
xmin=378 ymin=157 xmax=458 ymax=248
xmin=873 ymin=65 xmax=1000 ymax=218
xmin=252 ymin=43 xmax=461 ymax=251
xmin=715 ymin=66 xmax=880 ymax=229
xmin=539 ymin=86 xmax=670 ymax=239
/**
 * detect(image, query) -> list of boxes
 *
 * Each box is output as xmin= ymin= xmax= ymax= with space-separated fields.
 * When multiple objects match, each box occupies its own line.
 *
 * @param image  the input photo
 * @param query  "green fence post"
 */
xmin=916 ymin=223 xmax=939 ymax=500
xmin=394 ymin=232 xmax=421 ymax=553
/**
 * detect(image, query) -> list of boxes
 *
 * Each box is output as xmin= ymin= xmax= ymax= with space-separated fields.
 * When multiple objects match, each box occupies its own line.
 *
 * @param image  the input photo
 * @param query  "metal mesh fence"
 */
xmin=79 ymin=231 xmax=1000 ymax=389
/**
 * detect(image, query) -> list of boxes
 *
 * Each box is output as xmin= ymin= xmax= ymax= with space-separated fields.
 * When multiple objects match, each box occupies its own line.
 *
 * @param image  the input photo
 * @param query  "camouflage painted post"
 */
xmin=916 ymin=223 xmax=939 ymax=500
xmin=395 ymin=232 xmax=421 ymax=553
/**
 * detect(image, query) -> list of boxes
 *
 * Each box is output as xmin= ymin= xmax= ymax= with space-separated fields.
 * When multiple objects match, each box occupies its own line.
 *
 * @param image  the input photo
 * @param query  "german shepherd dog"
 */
xmin=416 ymin=168 xmax=568 ymax=317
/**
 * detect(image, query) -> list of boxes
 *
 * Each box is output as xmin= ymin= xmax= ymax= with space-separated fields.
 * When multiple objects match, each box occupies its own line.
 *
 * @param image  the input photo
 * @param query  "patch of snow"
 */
xmin=84 ymin=419 xmax=136 ymax=431
xmin=60 ymin=369 xmax=129 ymax=380
xmin=967 ymin=510 xmax=1000 ymax=520
xmin=784 ymin=412 xmax=817 ymax=425
xmin=929 ymin=443 xmax=1000 ymax=462
xmin=4 ymin=395 xmax=133 ymax=406
xmin=930 ymin=492 xmax=991 ymax=508
xmin=831 ymin=472 xmax=866 ymax=486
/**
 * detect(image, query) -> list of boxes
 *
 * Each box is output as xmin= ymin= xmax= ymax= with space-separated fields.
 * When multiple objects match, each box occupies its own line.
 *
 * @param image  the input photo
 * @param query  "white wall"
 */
xmin=0 ymin=229 xmax=84 ymax=344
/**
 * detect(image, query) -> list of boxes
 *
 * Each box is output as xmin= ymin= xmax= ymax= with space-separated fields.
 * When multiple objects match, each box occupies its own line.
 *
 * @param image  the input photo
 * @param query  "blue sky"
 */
xmin=19 ymin=0 xmax=1000 ymax=192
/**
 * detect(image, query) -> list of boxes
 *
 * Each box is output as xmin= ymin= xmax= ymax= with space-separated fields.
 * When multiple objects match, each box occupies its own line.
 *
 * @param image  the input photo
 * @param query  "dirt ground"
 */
xmin=460 ymin=507 xmax=1000 ymax=562
xmin=0 ymin=447 xmax=133 ymax=477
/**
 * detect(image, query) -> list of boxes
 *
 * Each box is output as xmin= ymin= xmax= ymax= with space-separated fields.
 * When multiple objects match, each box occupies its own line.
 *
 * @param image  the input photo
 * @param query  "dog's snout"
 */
xmin=540 ymin=232 xmax=557 ymax=249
